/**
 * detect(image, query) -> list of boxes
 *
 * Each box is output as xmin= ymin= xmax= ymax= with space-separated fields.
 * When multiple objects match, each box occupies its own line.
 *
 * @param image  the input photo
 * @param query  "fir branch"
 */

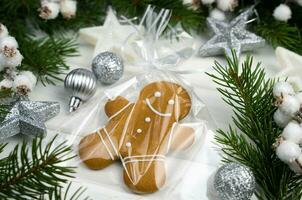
xmin=19 ymin=36 xmax=78 ymax=85
xmin=254 ymin=20 xmax=302 ymax=55
xmin=111 ymin=0 xmax=207 ymax=33
xmin=207 ymin=52 xmax=302 ymax=199
xmin=40 ymin=182 xmax=90 ymax=200
xmin=0 ymin=135 xmax=76 ymax=199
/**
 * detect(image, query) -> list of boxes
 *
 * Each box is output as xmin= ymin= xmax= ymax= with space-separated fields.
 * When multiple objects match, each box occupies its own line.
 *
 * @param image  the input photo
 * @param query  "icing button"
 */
xmin=168 ymin=99 xmax=175 ymax=105
xmin=136 ymin=129 xmax=142 ymax=133
xmin=145 ymin=117 xmax=151 ymax=122
xmin=154 ymin=91 xmax=161 ymax=97
xmin=126 ymin=142 xmax=132 ymax=148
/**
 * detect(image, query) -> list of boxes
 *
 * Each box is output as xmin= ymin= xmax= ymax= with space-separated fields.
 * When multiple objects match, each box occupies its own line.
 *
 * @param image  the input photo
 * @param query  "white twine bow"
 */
xmin=121 ymin=5 xmax=195 ymax=71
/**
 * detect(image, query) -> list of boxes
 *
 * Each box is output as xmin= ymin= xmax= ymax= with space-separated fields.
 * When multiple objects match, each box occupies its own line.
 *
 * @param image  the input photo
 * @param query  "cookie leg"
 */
xmin=79 ymin=128 xmax=119 ymax=170
xmin=123 ymin=160 xmax=166 ymax=193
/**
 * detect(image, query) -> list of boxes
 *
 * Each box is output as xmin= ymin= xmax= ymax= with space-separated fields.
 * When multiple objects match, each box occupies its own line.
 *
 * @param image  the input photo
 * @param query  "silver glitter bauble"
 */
xmin=199 ymin=7 xmax=265 ymax=58
xmin=0 ymin=96 xmax=60 ymax=140
xmin=92 ymin=51 xmax=124 ymax=85
xmin=214 ymin=163 xmax=256 ymax=200
xmin=64 ymin=68 xmax=97 ymax=112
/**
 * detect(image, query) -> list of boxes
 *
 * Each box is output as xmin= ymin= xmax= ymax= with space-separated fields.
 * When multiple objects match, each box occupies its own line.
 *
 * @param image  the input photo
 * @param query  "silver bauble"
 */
xmin=92 ymin=51 xmax=124 ymax=85
xmin=64 ymin=68 xmax=97 ymax=112
xmin=214 ymin=163 xmax=255 ymax=200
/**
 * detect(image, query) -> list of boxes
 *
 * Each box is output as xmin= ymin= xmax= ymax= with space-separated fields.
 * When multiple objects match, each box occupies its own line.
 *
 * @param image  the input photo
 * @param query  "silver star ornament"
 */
xmin=0 ymin=97 xmax=60 ymax=140
xmin=199 ymin=7 xmax=265 ymax=58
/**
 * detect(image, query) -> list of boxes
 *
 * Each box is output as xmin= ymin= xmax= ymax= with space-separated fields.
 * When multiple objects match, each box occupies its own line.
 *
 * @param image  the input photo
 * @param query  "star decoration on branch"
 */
xmin=0 ymin=97 xmax=60 ymax=140
xmin=79 ymin=7 xmax=136 ymax=58
xmin=199 ymin=7 xmax=265 ymax=58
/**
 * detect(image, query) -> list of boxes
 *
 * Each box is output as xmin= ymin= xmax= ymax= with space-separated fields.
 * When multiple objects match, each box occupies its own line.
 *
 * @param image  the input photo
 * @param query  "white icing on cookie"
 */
xmin=145 ymin=117 xmax=151 ymax=122
xmin=146 ymin=98 xmax=172 ymax=117
xmin=154 ymin=91 xmax=161 ymax=97
xmin=168 ymin=99 xmax=175 ymax=105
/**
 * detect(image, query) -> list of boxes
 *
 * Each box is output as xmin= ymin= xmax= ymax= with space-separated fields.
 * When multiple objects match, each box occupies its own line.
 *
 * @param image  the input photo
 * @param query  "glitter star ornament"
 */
xmin=79 ymin=7 xmax=136 ymax=58
xmin=0 ymin=97 xmax=60 ymax=140
xmin=199 ymin=7 xmax=265 ymax=58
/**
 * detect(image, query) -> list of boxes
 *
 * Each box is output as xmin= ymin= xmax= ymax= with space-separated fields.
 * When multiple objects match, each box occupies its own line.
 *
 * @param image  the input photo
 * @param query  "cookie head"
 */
xmin=139 ymin=81 xmax=191 ymax=120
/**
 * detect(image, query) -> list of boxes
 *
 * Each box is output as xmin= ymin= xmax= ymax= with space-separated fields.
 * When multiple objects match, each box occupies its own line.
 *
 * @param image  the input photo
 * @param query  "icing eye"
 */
xmin=154 ymin=91 xmax=161 ymax=97
xmin=168 ymin=99 xmax=175 ymax=105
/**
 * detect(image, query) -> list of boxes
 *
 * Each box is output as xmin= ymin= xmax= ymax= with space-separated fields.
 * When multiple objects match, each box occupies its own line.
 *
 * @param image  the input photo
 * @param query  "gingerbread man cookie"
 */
xmin=79 ymin=81 xmax=195 ymax=193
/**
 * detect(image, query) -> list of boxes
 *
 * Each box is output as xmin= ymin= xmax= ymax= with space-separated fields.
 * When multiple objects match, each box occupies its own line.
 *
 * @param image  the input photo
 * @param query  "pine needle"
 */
xmin=207 ymin=52 xmax=302 ymax=199
xmin=0 ymin=136 xmax=76 ymax=199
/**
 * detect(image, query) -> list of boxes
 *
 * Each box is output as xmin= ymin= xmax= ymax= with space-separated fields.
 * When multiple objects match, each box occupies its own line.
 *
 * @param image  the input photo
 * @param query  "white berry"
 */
xmin=0 ymin=79 xmax=13 ymax=89
xmin=216 ymin=0 xmax=238 ymax=11
xmin=19 ymin=71 xmax=37 ymax=87
xmin=0 ymin=24 xmax=9 ymax=39
xmin=273 ymin=4 xmax=292 ymax=22
xmin=274 ymin=109 xmax=292 ymax=128
xmin=0 ymin=36 xmax=18 ymax=49
xmin=0 ymin=49 xmax=23 ymax=68
xmin=60 ymin=0 xmax=77 ymax=19
xmin=282 ymin=121 xmax=302 ymax=143
xmin=210 ymin=8 xmax=226 ymax=21
xmin=39 ymin=1 xmax=60 ymax=20
xmin=273 ymin=81 xmax=294 ymax=98
xmin=14 ymin=75 xmax=33 ymax=91
xmin=276 ymin=141 xmax=301 ymax=163
xmin=279 ymin=95 xmax=300 ymax=116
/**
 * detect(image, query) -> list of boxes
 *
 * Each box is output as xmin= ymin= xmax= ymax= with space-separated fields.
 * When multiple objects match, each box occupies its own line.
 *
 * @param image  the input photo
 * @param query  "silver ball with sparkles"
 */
xmin=64 ymin=68 xmax=97 ymax=112
xmin=92 ymin=51 xmax=124 ymax=85
xmin=214 ymin=163 xmax=255 ymax=200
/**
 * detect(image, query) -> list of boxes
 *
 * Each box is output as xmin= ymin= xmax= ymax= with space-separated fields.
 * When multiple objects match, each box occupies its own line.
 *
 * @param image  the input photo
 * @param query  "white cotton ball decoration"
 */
xmin=279 ymin=95 xmax=300 ymax=116
xmin=274 ymin=109 xmax=292 ymax=127
xmin=0 ymin=36 xmax=18 ymax=49
xmin=19 ymin=71 xmax=37 ymax=88
xmin=273 ymin=4 xmax=292 ymax=22
xmin=210 ymin=9 xmax=226 ymax=21
xmin=39 ymin=1 xmax=60 ymax=20
xmin=0 ymin=24 xmax=8 ymax=39
xmin=0 ymin=49 xmax=23 ymax=68
xmin=273 ymin=81 xmax=294 ymax=98
xmin=282 ymin=121 xmax=302 ymax=143
xmin=201 ymin=0 xmax=215 ymax=4
xmin=14 ymin=73 xmax=35 ymax=95
xmin=216 ymin=0 xmax=238 ymax=11
xmin=0 ymin=79 xmax=13 ymax=89
xmin=276 ymin=141 xmax=301 ymax=163
xmin=60 ymin=0 xmax=77 ymax=19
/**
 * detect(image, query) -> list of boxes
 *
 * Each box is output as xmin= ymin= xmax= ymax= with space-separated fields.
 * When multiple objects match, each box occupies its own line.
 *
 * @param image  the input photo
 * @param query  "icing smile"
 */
xmin=146 ymin=98 xmax=172 ymax=117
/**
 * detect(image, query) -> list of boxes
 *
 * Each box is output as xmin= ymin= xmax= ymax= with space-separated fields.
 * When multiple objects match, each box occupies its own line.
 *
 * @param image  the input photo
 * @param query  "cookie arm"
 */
xmin=169 ymin=124 xmax=195 ymax=151
xmin=105 ymin=96 xmax=130 ymax=118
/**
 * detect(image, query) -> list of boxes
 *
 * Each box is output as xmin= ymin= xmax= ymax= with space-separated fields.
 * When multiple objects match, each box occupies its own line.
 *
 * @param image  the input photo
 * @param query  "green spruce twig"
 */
xmin=207 ymin=52 xmax=302 ymax=199
xmin=0 ymin=135 xmax=78 ymax=199
xmin=19 ymin=36 xmax=78 ymax=85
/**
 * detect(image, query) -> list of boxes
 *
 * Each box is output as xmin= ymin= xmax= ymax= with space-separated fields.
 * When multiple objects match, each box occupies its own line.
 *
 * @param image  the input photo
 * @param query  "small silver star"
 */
xmin=199 ymin=7 xmax=265 ymax=58
xmin=0 ymin=97 xmax=60 ymax=140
